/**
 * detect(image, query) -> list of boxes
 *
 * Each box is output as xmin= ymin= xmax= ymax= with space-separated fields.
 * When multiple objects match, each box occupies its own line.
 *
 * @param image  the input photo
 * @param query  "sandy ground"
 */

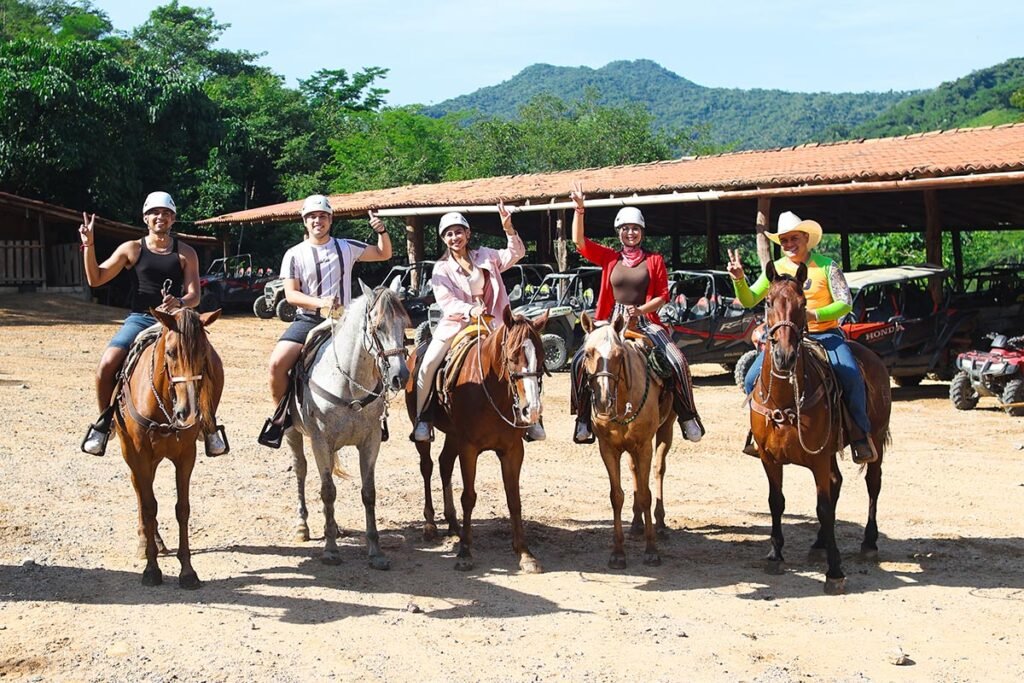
xmin=1 ymin=293 xmax=1023 ymax=683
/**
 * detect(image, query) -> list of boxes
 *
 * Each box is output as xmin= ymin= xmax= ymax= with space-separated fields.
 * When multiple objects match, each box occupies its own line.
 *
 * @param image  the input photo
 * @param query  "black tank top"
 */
xmin=130 ymin=237 xmax=183 ymax=312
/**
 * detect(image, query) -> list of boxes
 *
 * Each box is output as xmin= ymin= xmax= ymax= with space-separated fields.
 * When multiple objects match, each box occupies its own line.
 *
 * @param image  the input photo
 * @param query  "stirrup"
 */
xmin=257 ymin=413 xmax=292 ymax=449
xmin=742 ymin=431 xmax=760 ymax=457
xmin=204 ymin=425 xmax=230 ymax=457
xmin=410 ymin=421 xmax=433 ymax=443
xmin=851 ymin=438 xmax=877 ymax=464
xmin=81 ymin=423 xmax=110 ymax=456
xmin=572 ymin=420 xmax=595 ymax=445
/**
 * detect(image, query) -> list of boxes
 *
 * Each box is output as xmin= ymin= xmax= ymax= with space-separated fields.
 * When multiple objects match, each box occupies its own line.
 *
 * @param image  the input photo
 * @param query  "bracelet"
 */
xmin=176 ymin=297 xmax=184 ymax=307
xmin=373 ymin=229 xmax=386 ymax=235
xmin=79 ymin=243 xmax=93 ymax=251
xmin=574 ymin=208 xmax=585 ymax=214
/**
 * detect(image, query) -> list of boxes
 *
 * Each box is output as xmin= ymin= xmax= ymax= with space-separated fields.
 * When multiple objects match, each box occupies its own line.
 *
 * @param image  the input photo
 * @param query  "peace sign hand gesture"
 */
xmin=497 ymin=200 xmax=514 ymax=233
xmin=726 ymin=248 xmax=745 ymax=281
xmin=570 ymin=181 xmax=585 ymax=211
xmin=79 ymin=212 xmax=96 ymax=247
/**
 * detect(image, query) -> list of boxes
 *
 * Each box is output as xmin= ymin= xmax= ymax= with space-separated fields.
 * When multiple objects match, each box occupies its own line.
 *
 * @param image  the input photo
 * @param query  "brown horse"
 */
xmin=749 ymin=262 xmax=890 ymax=594
xmin=113 ymin=307 xmax=223 ymax=588
xmin=579 ymin=312 xmax=675 ymax=569
xmin=406 ymin=306 xmax=548 ymax=573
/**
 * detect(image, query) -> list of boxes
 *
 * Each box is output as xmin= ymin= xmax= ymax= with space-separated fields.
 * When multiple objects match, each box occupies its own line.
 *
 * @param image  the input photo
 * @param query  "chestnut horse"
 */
xmin=579 ymin=312 xmax=675 ymax=569
xmin=749 ymin=262 xmax=890 ymax=594
xmin=113 ymin=307 xmax=223 ymax=588
xmin=406 ymin=307 xmax=548 ymax=573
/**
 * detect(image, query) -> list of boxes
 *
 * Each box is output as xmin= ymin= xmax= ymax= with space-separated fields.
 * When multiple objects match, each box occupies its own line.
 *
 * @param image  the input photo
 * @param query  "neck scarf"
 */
xmin=620 ymin=245 xmax=646 ymax=268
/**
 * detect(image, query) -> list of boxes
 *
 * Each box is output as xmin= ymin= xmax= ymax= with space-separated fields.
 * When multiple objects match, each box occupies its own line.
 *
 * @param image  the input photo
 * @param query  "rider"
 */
xmin=568 ymin=182 xmax=704 ymax=445
xmin=727 ymin=210 xmax=876 ymax=464
xmin=79 ymin=191 xmax=228 ymax=457
xmin=259 ymin=194 xmax=392 ymax=447
xmin=411 ymin=204 xmax=546 ymax=443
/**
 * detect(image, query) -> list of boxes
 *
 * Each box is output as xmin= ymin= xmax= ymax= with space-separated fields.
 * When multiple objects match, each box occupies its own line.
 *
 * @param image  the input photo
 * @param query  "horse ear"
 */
xmin=580 ymin=311 xmax=594 ymax=334
xmin=611 ymin=312 xmax=626 ymax=336
xmin=795 ymin=262 xmax=808 ymax=289
xmin=359 ymin=279 xmax=372 ymax=299
xmin=199 ymin=309 xmax=221 ymax=327
xmin=765 ymin=260 xmax=778 ymax=282
xmin=531 ymin=309 xmax=549 ymax=330
xmin=501 ymin=304 xmax=514 ymax=328
xmin=151 ymin=308 xmax=178 ymax=332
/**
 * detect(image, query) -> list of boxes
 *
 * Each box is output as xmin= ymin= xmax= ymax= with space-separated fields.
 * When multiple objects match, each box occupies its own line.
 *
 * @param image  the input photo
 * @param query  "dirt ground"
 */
xmin=1 ymin=293 xmax=1022 ymax=683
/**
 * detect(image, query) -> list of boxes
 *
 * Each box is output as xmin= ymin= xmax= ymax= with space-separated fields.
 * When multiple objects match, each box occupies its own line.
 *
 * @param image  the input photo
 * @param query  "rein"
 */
xmin=120 ymin=330 xmax=205 ymax=435
xmin=475 ymin=321 xmax=546 ymax=429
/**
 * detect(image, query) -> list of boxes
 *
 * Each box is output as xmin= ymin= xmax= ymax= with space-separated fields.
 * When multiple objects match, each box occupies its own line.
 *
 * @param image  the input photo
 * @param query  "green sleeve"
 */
xmin=732 ymin=272 xmax=769 ymax=308
xmin=814 ymin=257 xmax=853 ymax=321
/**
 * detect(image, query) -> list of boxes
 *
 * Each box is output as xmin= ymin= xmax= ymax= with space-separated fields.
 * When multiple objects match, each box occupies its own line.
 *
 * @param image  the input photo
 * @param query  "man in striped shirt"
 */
xmin=259 ymin=194 xmax=392 ymax=447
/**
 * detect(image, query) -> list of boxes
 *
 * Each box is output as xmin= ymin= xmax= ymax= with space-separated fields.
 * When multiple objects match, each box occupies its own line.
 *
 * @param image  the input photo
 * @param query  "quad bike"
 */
xmin=949 ymin=333 xmax=1024 ymax=416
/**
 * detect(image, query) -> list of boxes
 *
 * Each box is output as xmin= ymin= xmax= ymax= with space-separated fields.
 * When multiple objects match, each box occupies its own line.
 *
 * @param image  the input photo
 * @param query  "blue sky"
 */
xmin=94 ymin=0 xmax=1024 ymax=106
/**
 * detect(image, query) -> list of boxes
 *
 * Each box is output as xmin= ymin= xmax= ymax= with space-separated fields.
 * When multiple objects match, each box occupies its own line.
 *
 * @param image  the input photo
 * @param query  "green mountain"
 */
xmin=425 ymin=59 xmax=910 ymax=150
xmin=852 ymin=58 xmax=1024 ymax=139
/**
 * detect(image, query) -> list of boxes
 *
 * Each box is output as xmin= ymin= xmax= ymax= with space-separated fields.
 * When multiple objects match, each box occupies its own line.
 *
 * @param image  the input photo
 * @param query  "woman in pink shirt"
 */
xmin=411 ymin=203 xmax=544 ymax=442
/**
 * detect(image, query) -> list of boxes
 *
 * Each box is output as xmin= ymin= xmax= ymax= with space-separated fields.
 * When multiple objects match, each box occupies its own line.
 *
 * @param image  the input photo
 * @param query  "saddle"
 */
xmin=292 ymin=319 xmax=335 ymax=407
xmin=437 ymin=322 xmax=492 ymax=405
xmin=111 ymin=323 xmax=163 ymax=415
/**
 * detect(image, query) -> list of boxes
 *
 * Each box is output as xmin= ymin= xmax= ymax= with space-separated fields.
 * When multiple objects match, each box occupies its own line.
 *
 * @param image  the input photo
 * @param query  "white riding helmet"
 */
xmin=438 ymin=212 xmax=470 ymax=236
xmin=142 ymin=191 xmax=176 ymax=215
xmin=301 ymin=194 xmax=333 ymax=218
xmin=614 ymin=206 xmax=645 ymax=229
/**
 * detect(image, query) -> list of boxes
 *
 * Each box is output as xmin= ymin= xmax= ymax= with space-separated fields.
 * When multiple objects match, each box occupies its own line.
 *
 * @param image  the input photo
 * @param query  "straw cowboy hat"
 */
xmin=766 ymin=211 xmax=822 ymax=249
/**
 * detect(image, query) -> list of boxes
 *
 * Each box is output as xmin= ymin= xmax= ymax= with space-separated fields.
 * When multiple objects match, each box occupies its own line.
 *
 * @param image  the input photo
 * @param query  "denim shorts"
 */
xmin=108 ymin=312 xmax=159 ymax=350
xmin=278 ymin=313 xmax=324 ymax=345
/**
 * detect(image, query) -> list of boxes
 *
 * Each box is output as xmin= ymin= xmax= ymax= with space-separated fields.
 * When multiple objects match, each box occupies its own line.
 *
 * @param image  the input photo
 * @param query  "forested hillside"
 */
xmin=852 ymin=58 xmax=1024 ymax=138
xmin=426 ymin=60 xmax=910 ymax=149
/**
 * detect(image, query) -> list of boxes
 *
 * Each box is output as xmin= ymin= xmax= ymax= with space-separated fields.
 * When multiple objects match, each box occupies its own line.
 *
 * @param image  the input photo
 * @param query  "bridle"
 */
xmin=587 ymin=336 xmax=651 ymax=426
xmin=121 ymin=323 xmax=207 ymax=435
xmin=476 ymin=322 xmax=547 ymax=428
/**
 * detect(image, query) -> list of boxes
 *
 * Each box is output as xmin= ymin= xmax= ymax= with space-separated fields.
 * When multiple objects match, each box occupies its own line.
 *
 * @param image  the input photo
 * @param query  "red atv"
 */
xmin=949 ymin=333 xmax=1024 ymax=416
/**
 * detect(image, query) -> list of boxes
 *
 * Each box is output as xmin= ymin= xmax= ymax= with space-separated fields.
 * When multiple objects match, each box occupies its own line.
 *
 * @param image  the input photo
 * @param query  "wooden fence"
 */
xmin=0 ymin=240 xmax=44 ymax=285
xmin=50 ymin=242 xmax=83 ymax=286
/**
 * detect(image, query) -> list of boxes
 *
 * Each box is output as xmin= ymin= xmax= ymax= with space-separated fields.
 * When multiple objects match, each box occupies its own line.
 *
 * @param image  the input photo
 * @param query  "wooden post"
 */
xmin=37 ymin=214 xmax=48 ymax=291
xmin=554 ymin=210 xmax=567 ymax=272
xmin=840 ymin=233 xmax=851 ymax=272
xmin=951 ymin=229 xmax=964 ymax=289
xmin=756 ymin=197 xmax=772 ymax=267
xmin=923 ymin=190 xmax=943 ymax=305
xmin=705 ymin=203 xmax=720 ymax=267
xmin=671 ymin=203 xmax=681 ymax=269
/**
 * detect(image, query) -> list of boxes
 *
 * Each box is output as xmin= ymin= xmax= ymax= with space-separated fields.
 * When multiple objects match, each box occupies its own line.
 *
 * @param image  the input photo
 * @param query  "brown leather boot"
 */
xmin=742 ymin=430 xmax=759 ymax=457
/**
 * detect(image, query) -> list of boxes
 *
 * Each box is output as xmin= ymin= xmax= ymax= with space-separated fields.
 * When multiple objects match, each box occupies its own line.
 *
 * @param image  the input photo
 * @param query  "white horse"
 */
xmin=286 ymin=282 xmax=409 ymax=569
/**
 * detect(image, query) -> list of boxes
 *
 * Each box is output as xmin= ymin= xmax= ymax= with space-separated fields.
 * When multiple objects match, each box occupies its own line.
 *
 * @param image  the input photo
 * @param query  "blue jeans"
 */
xmin=744 ymin=329 xmax=871 ymax=434
xmin=108 ymin=312 xmax=158 ymax=350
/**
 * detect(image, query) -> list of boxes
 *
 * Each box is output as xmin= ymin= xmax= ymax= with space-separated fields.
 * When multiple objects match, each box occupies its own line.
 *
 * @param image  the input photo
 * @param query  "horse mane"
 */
xmin=341 ymin=287 xmax=411 ymax=334
xmin=173 ymin=308 xmax=214 ymax=434
xmin=503 ymin=310 xmax=542 ymax=357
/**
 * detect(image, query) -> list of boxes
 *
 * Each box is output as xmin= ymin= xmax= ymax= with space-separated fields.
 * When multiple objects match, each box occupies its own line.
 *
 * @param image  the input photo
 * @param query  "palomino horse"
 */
xmin=579 ymin=312 xmax=675 ymax=569
xmin=286 ymin=283 xmax=409 ymax=569
xmin=113 ymin=307 xmax=223 ymax=588
xmin=749 ymin=261 xmax=891 ymax=594
xmin=406 ymin=306 xmax=549 ymax=572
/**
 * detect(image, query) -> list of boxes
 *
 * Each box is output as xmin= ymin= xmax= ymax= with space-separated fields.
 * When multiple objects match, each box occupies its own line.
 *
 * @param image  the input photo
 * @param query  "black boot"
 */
xmin=851 ymin=438 xmax=877 ymax=464
xmin=742 ymin=430 xmax=760 ymax=457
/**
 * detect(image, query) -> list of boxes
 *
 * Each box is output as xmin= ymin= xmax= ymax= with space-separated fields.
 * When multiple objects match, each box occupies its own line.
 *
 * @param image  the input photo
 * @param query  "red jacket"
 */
xmin=579 ymin=238 xmax=670 ymax=326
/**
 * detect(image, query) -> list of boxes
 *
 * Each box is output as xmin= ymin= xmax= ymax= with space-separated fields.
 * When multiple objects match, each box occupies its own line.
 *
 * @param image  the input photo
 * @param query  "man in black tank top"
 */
xmin=78 ymin=192 xmax=228 ymax=457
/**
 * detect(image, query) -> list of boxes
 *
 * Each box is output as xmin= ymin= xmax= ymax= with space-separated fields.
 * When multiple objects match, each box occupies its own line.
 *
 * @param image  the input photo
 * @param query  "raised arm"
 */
xmin=79 ymin=212 xmax=132 ymax=287
xmin=570 ymin=181 xmax=586 ymax=249
xmin=495 ymin=200 xmax=525 ymax=270
xmin=357 ymin=210 xmax=392 ymax=262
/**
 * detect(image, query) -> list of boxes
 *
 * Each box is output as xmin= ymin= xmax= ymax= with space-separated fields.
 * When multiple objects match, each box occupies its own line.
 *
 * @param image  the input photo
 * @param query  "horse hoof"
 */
xmin=763 ymin=560 xmax=784 ymax=575
xmin=608 ymin=554 xmax=627 ymax=570
xmin=369 ymin=555 xmax=391 ymax=571
xmin=824 ymin=577 xmax=847 ymax=595
xmin=321 ymin=553 xmax=342 ymax=566
xmin=423 ymin=524 xmax=439 ymax=542
xmin=454 ymin=555 xmax=474 ymax=572
xmin=179 ymin=572 xmax=201 ymax=590
xmin=643 ymin=552 xmax=662 ymax=567
xmin=520 ymin=557 xmax=543 ymax=574
xmin=628 ymin=523 xmax=644 ymax=538
xmin=859 ymin=546 xmax=880 ymax=562
xmin=141 ymin=568 xmax=163 ymax=586
xmin=294 ymin=526 xmax=310 ymax=542
xmin=655 ymin=525 xmax=670 ymax=538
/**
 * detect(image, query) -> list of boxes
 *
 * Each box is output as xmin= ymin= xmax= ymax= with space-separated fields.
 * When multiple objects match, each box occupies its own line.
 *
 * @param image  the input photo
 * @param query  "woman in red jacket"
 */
xmin=569 ymin=182 xmax=704 ymax=444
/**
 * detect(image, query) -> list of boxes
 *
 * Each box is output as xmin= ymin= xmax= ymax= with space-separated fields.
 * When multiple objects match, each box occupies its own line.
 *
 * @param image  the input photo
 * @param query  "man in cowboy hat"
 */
xmin=726 ymin=211 xmax=876 ymax=464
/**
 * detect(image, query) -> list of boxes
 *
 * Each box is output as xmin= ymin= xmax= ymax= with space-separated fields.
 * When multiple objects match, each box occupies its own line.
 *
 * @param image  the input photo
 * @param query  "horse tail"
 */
xmin=332 ymin=451 xmax=351 ymax=479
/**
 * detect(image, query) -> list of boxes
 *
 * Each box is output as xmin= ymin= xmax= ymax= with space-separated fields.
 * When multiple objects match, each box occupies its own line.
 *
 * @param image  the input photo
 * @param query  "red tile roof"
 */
xmin=197 ymin=124 xmax=1024 ymax=225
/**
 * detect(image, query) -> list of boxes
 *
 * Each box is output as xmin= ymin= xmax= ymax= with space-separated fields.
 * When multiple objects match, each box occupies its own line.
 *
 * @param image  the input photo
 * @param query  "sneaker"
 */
xmin=851 ymin=438 xmax=877 ymax=464
xmin=204 ymin=427 xmax=229 ymax=457
xmin=411 ymin=421 xmax=432 ymax=443
xmin=572 ymin=420 xmax=595 ymax=445
xmin=682 ymin=418 xmax=703 ymax=443
xmin=524 ymin=423 xmax=546 ymax=442
xmin=81 ymin=425 xmax=109 ymax=456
